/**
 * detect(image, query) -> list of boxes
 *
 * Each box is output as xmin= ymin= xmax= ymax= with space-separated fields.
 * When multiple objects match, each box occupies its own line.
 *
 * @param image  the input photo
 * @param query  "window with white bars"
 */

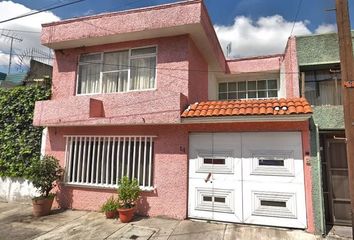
xmin=64 ymin=136 xmax=154 ymax=189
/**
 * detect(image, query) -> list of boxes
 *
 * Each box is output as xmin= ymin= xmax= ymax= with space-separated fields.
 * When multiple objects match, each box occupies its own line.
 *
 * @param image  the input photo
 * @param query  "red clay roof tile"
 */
xmin=181 ymin=98 xmax=312 ymax=118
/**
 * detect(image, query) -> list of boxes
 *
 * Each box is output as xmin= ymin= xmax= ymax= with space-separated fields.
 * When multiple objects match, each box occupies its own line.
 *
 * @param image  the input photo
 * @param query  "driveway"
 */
xmin=0 ymin=202 xmax=348 ymax=240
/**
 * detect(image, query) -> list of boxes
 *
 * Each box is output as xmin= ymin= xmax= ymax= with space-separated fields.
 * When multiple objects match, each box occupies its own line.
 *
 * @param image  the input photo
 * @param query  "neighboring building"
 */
xmin=34 ymin=0 xmax=317 ymax=233
xmin=0 ymin=59 xmax=52 ymax=88
xmin=0 ymin=72 xmax=6 ymax=81
xmin=295 ymin=32 xmax=353 ymax=233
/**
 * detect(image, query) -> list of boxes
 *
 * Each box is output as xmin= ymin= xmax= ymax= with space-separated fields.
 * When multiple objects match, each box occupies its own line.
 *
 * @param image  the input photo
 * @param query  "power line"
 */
xmin=0 ymin=28 xmax=41 ymax=34
xmin=290 ymin=0 xmax=304 ymax=36
xmin=0 ymin=0 xmax=86 ymax=24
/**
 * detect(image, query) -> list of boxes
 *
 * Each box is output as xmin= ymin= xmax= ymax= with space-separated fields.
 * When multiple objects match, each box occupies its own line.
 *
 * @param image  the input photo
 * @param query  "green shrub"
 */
xmin=117 ymin=176 xmax=141 ymax=209
xmin=27 ymin=155 xmax=63 ymax=198
xmin=0 ymin=85 xmax=50 ymax=178
xmin=101 ymin=196 xmax=119 ymax=212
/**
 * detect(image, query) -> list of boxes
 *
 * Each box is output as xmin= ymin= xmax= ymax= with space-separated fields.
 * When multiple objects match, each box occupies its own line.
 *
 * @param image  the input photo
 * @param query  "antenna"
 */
xmin=226 ymin=42 xmax=232 ymax=58
xmin=1 ymin=33 xmax=23 ymax=74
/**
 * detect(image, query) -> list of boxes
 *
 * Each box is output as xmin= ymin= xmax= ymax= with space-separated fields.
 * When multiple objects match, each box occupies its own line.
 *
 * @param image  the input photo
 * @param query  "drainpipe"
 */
xmin=314 ymin=124 xmax=326 ymax=235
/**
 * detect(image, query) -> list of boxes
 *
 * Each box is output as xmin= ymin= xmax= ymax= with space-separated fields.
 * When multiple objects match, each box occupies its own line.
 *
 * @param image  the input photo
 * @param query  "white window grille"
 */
xmin=64 ymin=135 xmax=154 ymax=189
xmin=218 ymin=79 xmax=278 ymax=100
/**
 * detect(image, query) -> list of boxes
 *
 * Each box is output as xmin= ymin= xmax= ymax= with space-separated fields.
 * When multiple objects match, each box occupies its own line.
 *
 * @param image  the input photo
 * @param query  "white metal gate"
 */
xmin=188 ymin=132 xmax=307 ymax=229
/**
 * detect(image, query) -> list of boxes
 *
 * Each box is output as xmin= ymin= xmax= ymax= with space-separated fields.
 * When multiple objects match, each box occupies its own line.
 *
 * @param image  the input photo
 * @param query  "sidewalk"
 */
xmin=0 ymin=201 xmax=345 ymax=240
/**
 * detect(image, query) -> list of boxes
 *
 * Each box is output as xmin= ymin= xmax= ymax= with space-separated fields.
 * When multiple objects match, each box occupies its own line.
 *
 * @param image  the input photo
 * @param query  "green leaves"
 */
xmin=117 ymin=176 xmax=141 ymax=209
xmin=100 ymin=196 xmax=119 ymax=212
xmin=0 ymin=85 xmax=50 ymax=178
xmin=27 ymin=155 xmax=63 ymax=197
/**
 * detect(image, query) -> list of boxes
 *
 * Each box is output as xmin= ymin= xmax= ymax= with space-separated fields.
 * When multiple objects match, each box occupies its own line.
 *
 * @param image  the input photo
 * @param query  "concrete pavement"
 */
xmin=0 ymin=201 xmax=347 ymax=240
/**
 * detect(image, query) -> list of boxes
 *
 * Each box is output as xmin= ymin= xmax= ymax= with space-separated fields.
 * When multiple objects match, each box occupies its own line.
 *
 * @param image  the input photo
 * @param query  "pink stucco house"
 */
xmin=34 ymin=0 xmax=316 ymax=233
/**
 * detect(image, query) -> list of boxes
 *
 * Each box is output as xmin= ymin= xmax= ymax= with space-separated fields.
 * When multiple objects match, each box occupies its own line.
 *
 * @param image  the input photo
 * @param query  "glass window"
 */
xmin=77 ymin=47 xmax=157 ymax=94
xmin=218 ymin=79 xmax=278 ymax=100
xmin=303 ymin=68 xmax=342 ymax=106
xmin=65 ymin=136 xmax=154 ymax=188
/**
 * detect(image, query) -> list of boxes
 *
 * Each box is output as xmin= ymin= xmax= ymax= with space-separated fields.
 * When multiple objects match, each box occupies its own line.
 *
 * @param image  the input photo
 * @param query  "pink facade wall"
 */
xmin=34 ymin=35 xmax=208 ymax=126
xmin=188 ymin=38 xmax=208 ymax=104
xmin=226 ymin=55 xmax=282 ymax=74
xmin=283 ymin=37 xmax=300 ymax=98
xmin=41 ymin=1 xmax=202 ymax=45
xmin=46 ymin=121 xmax=315 ymax=232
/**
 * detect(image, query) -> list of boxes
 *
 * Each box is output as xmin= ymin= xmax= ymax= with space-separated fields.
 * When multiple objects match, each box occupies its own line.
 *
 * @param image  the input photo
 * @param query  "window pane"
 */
xmin=102 ymin=71 xmax=128 ymax=93
xmin=103 ymin=50 xmax=129 ymax=71
xmin=268 ymin=80 xmax=277 ymax=89
xmin=228 ymin=92 xmax=237 ymax=99
xmin=130 ymin=56 xmax=156 ymax=90
xmin=78 ymin=64 xmax=101 ymax=94
xmin=80 ymin=53 xmax=101 ymax=63
xmin=219 ymin=83 xmax=227 ymax=92
xmin=238 ymin=81 xmax=246 ymax=91
xmin=214 ymin=197 xmax=226 ymax=203
xmin=248 ymin=91 xmax=257 ymax=99
xmin=268 ymin=90 xmax=278 ymax=98
xmin=248 ymin=81 xmax=257 ymax=90
xmin=260 ymin=200 xmax=286 ymax=208
xmin=131 ymin=47 xmax=156 ymax=56
xmin=228 ymin=82 xmax=237 ymax=91
xmin=238 ymin=91 xmax=246 ymax=99
xmin=219 ymin=93 xmax=227 ymax=100
xmin=258 ymin=80 xmax=267 ymax=90
xmin=258 ymin=91 xmax=267 ymax=98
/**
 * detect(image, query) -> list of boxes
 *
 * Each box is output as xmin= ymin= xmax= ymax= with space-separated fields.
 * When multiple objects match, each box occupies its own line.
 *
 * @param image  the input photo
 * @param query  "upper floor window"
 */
xmin=218 ymin=79 xmax=278 ymax=100
xmin=77 ymin=46 xmax=157 ymax=94
xmin=302 ymin=68 xmax=342 ymax=106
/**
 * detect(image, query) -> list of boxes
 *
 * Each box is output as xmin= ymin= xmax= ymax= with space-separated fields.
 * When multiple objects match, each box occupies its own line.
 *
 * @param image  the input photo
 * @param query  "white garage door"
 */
xmin=188 ymin=132 xmax=307 ymax=229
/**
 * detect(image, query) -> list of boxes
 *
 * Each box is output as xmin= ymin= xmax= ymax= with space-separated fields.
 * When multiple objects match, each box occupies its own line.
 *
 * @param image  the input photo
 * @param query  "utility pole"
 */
xmin=1 ymin=33 xmax=23 ymax=74
xmin=335 ymin=0 xmax=354 ymax=237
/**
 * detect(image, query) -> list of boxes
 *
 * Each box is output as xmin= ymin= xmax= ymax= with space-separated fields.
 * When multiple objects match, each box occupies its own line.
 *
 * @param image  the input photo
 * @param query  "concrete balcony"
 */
xmin=33 ymin=92 xmax=187 ymax=126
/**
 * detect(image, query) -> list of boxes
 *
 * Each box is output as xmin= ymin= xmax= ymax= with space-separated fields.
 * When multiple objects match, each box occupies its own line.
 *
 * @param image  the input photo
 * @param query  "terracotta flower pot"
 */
xmin=118 ymin=207 xmax=135 ymax=223
xmin=105 ymin=210 xmax=118 ymax=219
xmin=32 ymin=197 xmax=54 ymax=217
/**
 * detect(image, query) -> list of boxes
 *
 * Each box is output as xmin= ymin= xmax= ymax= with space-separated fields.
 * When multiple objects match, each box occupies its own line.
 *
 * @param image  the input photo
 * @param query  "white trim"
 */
xmin=64 ymin=182 xmax=155 ymax=191
xmin=181 ymin=114 xmax=312 ymax=123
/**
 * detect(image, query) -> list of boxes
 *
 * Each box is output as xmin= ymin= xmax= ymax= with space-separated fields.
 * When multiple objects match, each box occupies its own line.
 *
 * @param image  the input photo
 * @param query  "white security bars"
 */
xmin=64 ymin=136 xmax=154 ymax=189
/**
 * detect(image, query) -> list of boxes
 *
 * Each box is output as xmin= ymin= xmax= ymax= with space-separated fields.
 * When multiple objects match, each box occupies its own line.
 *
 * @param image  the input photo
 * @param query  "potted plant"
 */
xmin=117 ymin=176 xmax=141 ymax=223
xmin=27 ymin=155 xmax=63 ymax=217
xmin=101 ymin=196 xmax=119 ymax=219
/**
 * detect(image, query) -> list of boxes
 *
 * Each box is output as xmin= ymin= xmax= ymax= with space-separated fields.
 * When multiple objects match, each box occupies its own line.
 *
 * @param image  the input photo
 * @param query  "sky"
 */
xmin=0 ymin=0 xmax=352 ymax=73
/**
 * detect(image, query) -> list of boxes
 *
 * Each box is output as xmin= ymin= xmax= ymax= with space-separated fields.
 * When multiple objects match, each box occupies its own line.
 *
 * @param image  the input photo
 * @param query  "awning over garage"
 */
xmin=181 ymin=98 xmax=313 ymax=123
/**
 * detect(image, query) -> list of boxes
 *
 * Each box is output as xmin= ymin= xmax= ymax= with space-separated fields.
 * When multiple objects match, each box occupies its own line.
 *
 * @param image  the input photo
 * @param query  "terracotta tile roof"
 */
xmin=181 ymin=98 xmax=313 ymax=118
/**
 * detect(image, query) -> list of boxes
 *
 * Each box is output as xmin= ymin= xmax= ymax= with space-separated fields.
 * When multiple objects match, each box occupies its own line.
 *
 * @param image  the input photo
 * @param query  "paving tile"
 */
xmin=168 ymin=220 xmax=226 ymax=240
xmin=224 ymin=224 xmax=319 ymax=240
xmin=33 ymin=212 xmax=126 ymax=240
xmin=132 ymin=217 xmax=180 ymax=240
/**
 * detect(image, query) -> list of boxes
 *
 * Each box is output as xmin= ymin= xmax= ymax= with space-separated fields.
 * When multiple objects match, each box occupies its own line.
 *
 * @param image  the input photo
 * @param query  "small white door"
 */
xmin=188 ymin=133 xmax=243 ymax=222
xmin=188 ymin=132 xmax=307 ymax=229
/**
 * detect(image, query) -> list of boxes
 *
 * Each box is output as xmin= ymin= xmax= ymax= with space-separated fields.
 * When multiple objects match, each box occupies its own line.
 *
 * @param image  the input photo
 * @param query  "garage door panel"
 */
xmin=243 ymin=182 xmax=307 ymax=228
xmin=188 ymin=132 xmax=307 ymax=229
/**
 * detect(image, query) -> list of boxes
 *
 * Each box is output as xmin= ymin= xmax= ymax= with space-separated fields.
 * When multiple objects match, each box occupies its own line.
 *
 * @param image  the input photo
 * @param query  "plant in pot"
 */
xmin=117 ymin=176 xmax=141 ymax=223
xmin=27 ymin=155 xmax=63 ymax=217
xmin=101 ymin=196 xmax=119 ymax=219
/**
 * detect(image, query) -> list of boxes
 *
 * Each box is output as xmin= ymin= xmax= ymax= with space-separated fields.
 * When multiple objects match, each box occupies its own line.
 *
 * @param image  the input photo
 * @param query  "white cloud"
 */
xmin=214 ymin=15 xmax=330 ymax=58
xmin=0 ymin=1 xmax=60 ymax=73
xmin=315 ymin=23 xmax=337 ymax=34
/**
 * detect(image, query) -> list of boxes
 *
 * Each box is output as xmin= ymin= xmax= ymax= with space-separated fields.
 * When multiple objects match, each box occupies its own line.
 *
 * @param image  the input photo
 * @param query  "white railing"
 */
xmin=64 ymin=135 xmax=154 ymax=188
